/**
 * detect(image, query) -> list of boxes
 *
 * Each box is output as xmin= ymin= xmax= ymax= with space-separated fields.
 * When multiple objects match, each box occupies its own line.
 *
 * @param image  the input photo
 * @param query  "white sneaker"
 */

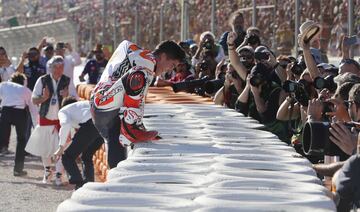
xmin=55 ymin=173 xmax=63 ymax=186
xmin=42 ymin=170 xmax=53 ymax=184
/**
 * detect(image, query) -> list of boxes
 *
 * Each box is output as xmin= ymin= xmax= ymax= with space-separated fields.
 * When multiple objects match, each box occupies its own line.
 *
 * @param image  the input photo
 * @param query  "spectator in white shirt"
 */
xmin=54 ymin=97 xmax=103 ymax=189
xmin=0 ymin=46 xmax=15 ymax=82
xmin=25 ymin=56 xmax=77 ymax=185
xmin=0 ymin=73 xmax=37 ymax=176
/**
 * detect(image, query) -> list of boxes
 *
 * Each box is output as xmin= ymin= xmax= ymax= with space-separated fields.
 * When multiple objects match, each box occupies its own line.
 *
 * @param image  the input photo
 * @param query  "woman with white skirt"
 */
xmin=25 ymin=56 xmax=77 ymax=185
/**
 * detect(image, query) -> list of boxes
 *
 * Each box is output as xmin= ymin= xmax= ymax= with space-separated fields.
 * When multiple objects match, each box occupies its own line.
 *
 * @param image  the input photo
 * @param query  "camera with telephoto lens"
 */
xmin=290 ymin=56 xmax=307 ymax=75
xmin=172 ymin=76 xmax=209 ymax=93
xmin=313 ymin=75 xmax=337 ymax=93
xmin=282 ymin=79 xmax=310 ymax=106
xmin=172 ymin=73 xmax=226 ymax=94
xmin=302 ymin=122 xmax=359 ymax=156
xmin=203 ymin=78 xmax=225 ymax=94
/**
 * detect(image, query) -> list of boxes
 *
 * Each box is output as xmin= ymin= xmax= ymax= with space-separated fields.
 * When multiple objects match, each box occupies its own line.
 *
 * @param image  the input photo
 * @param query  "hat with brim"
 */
xmin=299 ymin=20 xmax=321 ymax=44
xmin=236 ymin=45 xmax=255 ymax=55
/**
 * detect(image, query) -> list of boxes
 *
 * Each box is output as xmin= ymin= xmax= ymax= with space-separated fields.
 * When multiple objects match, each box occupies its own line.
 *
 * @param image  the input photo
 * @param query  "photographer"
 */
xmin=329 ymin=84 xmax=360 ymax=156
xmin=227 ymin=32 xmax=255 ymax=81
xmin=214 ymin=61 xmax=244 ymax=109
xmin=218 ymin=10 xmax=246 ymax=56
xmin=16 ymin=47 xmax=46 ymax=91
xmin=192 ymin=31 xmax=225 ymax=67
xmin=277 ymin=71 xmax=317 ymax=149
xmin=253 ymin=46 xmax=283 ymax=86
xmin=236 ymin=63 xmax=289 ymax=142
xmin=0 ymin=47 xmax=15 ymax=82
xmin=194 ymin=49 xmax=217 ymax=80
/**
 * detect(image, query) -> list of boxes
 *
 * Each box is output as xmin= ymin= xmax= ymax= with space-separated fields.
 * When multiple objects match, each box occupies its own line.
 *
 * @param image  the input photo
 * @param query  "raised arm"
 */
xmin=227 ymin=32 xmax=248 ymax=81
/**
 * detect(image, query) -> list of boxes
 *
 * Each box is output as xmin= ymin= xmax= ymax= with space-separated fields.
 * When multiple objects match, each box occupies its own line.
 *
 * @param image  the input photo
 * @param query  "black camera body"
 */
xmin=290 ymin=57 xmax=307 ymax=75
xmin=302 ymin=121 xmax=356 ymax=156
xmin=282 ymin=80 xmax=310 ymax=106
xmin=203 ymin=79 xmax=225 ymax=94
xmin=249 ymin=74 xmax=266 ymax=87
xmin=172 ymin=76 xmax=224 ymax=94
xmin=313 ymin=75 xmax=337 ymax=93
xmin=172 ymin=76 xmax=209 ymax=93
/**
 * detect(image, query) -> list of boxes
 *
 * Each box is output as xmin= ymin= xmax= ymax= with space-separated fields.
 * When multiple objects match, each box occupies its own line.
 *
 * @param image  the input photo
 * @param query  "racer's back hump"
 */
xmin=94 ymin=40 xmax=155 ymax=93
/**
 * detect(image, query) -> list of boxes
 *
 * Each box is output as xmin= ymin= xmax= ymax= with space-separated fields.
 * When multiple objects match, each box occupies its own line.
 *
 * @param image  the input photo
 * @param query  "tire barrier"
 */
xmin=58 ymin=102 xmax=336 ymax=211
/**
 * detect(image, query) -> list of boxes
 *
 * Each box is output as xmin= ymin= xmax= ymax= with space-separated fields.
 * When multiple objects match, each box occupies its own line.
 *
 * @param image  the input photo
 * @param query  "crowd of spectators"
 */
xmin=151 ymin=12 xmax=360 ymax=209
xmin=1 ymin=0 xmax=359 ymax=57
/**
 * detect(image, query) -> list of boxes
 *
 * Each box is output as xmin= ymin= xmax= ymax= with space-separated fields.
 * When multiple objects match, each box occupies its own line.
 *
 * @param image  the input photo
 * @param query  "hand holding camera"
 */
xmin=250 ymin=82 xmax=262 ymax=96
xmin=329 ymin=121 xmax=358 ymax=156
xmin=307 ymin=98 xmax=323 ymax=121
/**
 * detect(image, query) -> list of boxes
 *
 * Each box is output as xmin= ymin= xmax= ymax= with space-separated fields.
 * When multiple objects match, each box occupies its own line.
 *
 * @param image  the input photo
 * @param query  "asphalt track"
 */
xmin=0 ymin=127 xmax=73 ymax=212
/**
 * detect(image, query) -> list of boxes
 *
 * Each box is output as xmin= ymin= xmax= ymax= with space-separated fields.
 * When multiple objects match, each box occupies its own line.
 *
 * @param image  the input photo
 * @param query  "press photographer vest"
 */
xmin=39 ymin=74 xmax=70 ymax=118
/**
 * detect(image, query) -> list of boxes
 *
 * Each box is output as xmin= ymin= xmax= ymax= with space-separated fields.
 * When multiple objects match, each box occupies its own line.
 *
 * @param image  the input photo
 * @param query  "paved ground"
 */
xmin=0 ymin=127 xmax=73 ymax=212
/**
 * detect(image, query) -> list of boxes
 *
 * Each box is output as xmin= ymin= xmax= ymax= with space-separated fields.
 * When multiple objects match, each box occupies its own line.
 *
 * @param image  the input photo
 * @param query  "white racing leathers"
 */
xmin=91 ymin=40 xmax=158 ymax=147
